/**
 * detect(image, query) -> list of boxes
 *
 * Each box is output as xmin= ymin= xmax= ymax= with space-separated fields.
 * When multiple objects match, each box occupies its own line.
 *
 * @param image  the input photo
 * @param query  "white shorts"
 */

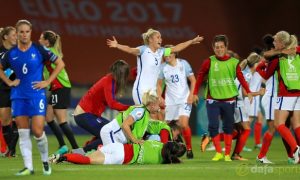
xmin=100 ymin=119 xmax=127 ymax=145
xmin=276 ymin=96 xmax=300 ymax=111
xmin=244 ymin=96 xmax=260 ymax=117
xmin=165 ymin=103 xmax=192 ymax=121
xmin=132 ymin=88 xmax=144 ymax=105
xmin=234 ymin=106 xmax=249 ymax=123
xmin=99 ymin=143 xmax=124 ymax=164
xmin=261 ymin=95 xmax=276 ymax=120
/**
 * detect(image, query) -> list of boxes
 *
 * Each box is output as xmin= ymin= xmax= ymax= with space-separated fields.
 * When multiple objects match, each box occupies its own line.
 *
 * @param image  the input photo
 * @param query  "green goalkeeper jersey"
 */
xmin=130 ymin=140 xmax=163 ymax=164
xmin=146 ymin=120 xmax=172 ymax=140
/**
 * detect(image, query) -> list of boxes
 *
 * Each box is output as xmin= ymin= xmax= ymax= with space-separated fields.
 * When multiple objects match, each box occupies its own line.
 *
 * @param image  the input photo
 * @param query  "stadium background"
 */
xmin=1 ymin=0 xmax=300 ymax=135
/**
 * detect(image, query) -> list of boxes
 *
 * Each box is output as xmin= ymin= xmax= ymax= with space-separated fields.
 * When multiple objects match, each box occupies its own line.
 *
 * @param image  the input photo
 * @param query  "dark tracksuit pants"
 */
xmin=206 ymin=100 xmax=235 ymax=137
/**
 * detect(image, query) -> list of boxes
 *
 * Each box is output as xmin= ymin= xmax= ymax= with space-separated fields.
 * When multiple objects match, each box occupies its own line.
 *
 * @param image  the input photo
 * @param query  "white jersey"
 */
xmin=243 ymin=67 xmax=263 ymax=91
xmin=133 ymin=45 xmax=165 ymax=104
xmin=264 ymin=75 xmax=277 ymax=97
xmin=242 ymin=66 xmax=252 ymax=83
xmin=261 ymin=74 xmax=277 ymax=120
xmin=158 ymin=59 xmax=193 ymax=105
xmin=243 ymin=68 xmax=262 ymax=116
xmin=248 ymin=72 xmax=263 ymax=92
xmin=235 ymin=79 xmax=244 ymax=107
xmin=234 ymin=78 xmax=249 ymax=123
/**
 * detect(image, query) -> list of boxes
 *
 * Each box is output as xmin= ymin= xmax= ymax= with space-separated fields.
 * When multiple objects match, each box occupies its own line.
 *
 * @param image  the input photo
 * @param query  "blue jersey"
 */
xmin=1 ymin=43 xmax=57 ymax=99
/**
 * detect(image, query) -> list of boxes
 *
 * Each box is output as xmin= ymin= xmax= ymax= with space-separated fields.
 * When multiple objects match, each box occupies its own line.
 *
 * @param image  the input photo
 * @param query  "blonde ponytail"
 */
xmin=54 ymin=34 xmax=63 ymax=59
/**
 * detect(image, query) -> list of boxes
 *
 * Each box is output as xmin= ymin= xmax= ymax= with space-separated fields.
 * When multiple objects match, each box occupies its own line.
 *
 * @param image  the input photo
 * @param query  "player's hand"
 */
xmin=158 ymin=96 xmax=165 ymax=109
xmin=247 ymin=93 xmax=254 ymax=104
xmin=135 ymin=139 xmax=144 ymax=145
xmin=32 ymin=81 xmax=49 ymax=90
xmin=8 ymin=79 xmax=20 ymax=87
xmin=259 ymin=88 xmax=265 ymax=95
xmin=106 ymin=36 xmax=118 ymax=48
xmin=282 ymin=48 xmax=297 ymax=55
xmin=191 ymin=35 xmax=204 ymax=44
xmin=193 ymin=95 xmax=199 ymax=106
xmin=187 ymin=94 xmax=193 ymax=104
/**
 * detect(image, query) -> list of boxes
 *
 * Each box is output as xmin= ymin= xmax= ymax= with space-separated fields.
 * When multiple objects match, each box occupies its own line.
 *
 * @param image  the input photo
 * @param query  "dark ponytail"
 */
xmin=110 ymin=60 xmax=130 ymax=95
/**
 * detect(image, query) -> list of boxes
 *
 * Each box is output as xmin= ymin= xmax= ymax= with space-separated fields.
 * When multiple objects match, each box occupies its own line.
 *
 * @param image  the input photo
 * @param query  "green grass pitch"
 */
xmin=0 ymin=135 xmax=299 ymax=179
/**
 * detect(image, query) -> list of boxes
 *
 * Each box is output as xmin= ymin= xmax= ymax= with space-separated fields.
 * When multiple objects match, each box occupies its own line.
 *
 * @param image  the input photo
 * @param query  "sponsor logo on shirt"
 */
xmin=136 ymin=111 xmax=143 ymax=118
xmin=287 ymin=56 xmax=296 ymax=72
xmin=137 ymin=145 xmax=144 ymax=164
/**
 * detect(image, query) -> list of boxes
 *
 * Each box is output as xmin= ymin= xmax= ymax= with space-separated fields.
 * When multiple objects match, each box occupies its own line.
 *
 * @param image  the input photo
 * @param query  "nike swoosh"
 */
xmin=0 ymin=52 xmax=5 ymax=58
xmin=12 ymin=57 xmax=18 ymax=60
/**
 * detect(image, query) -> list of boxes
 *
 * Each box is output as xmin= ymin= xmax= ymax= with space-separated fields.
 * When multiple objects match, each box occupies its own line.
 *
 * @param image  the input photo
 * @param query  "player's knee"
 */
xmin=209 ymin=130 xmax=219 ymax=137
xmin=223 ymin=126 xmax=234 ymax=134
xmin=32 ymin=128 xmax=44 ymax=138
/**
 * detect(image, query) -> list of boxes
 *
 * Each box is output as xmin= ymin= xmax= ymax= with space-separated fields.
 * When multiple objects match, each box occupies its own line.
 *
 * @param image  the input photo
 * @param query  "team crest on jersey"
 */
xmin=31 ymin=53 xmax=36 ymax=59
xmin=244 ymin=73 xmax=251 ymax=82
xmin=214 ymin=63 xmax=219 ymax=71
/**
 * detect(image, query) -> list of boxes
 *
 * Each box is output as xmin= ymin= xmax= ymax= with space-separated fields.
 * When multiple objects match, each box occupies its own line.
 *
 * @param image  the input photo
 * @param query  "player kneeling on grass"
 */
xmin=69 ymin=119 xmax=181 ymax=156
xmin=54 ymin=140 xmax=186 ymax=165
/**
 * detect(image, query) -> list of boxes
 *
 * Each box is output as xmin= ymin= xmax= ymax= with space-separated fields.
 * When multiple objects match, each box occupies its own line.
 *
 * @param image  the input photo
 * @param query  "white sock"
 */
xmin=34 ymin=132 xmax=49 ymax=162
xmin=18 ymin=129 xmax=33 ymax=171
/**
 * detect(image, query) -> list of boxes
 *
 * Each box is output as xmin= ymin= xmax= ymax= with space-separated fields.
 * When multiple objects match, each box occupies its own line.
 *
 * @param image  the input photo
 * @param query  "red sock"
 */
xmin=212 ymin=134 xmax=222 ymax=153
xmin=224 ymin=134 xmax=232 ymax=155
xmin=64 ymin=153 xmax=91 ymax=164
xmin=277 ymin=124 xmax=298 ymax=152
xmin=234 ymin=129 xmax=251 ymax=154
xmin=282 ymin=121 xmax=292 ymax=158
xmin=160 ymin=129 xmax=170 ymax=143
xmin=219 ymin=133 xmax=224 ymax=141
xmin=258 ymin=131 xmax=273 ymax=159
xmin=182 ymin=127 xmax=192 ymax=150
xmin=219 ymin=132 xmax=236 ymax=141
xmin=282 ymin=137 xmax=293 ymax=158
xmin=254 ymin=122 xmax=262 ymax=145
xmin=294 ymin=127 xmax=300 ymax=145
xmin=232 ymin=130 xmax=239 ymax=140
xmin=0 ymin=124 xmax=7 ymax=153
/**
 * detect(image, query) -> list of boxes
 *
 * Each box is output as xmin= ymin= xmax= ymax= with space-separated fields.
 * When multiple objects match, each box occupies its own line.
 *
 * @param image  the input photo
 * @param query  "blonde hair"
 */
xmin=240 ymin=52 xmax=261 ymax=69
xmin=142 ymin=28 xmax=160 ymax=45
xmin=15 ymin=19 xmax=32 ymax=31
xmin=275 ymin=31 xmax=298 ymax=49
xmin=142 ymin=89 xmax=158 ymax=106
xmin=0 ymin=26 xmax=15 ymax=46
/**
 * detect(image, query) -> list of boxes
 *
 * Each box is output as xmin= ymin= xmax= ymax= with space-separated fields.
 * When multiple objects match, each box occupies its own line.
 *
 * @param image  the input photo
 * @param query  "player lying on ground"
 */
xmin=54 ymin=140 xmax=186 ymax=165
